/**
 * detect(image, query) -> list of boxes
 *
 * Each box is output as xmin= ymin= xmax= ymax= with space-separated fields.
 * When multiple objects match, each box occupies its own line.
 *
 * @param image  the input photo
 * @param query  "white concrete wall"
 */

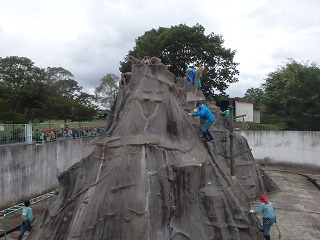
xmin=235 ymin=101 xmax=253 ymax=122
xmin=0 ymin=137 xmax=98 ymax=208
xmin=237 ymin=131 xmax=320 ymax=166
xmin=253 ymin=110 xmax=260 ymax=123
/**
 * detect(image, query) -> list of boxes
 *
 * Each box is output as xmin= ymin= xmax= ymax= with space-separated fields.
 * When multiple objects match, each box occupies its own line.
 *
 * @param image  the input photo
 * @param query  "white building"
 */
xmin=230 ymin=98 xmax=260 ymax=123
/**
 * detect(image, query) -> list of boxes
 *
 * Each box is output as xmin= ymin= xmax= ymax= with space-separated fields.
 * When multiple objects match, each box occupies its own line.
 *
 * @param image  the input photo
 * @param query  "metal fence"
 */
xmin=0 ymin=122 xmax=107 ymax=146
xmin=0 ymin=124 xmax=32 ymax=146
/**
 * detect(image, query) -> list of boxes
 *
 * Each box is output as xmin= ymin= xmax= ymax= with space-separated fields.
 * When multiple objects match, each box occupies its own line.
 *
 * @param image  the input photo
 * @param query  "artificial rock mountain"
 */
xmin=28 ymin=61 xmax=276 ymax=240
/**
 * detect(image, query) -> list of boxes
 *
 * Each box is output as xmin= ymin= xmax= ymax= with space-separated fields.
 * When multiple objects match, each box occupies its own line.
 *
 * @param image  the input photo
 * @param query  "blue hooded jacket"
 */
xmin=192 ymin=104 xmax=215 ymax=122
xmin=187 ymin=68 xmax=196 ymax=84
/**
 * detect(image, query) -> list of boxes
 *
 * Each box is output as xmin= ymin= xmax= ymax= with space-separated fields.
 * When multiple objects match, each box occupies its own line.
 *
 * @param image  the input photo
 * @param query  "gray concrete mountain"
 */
xmin=28 ymin=61 xmax=276 ymax=239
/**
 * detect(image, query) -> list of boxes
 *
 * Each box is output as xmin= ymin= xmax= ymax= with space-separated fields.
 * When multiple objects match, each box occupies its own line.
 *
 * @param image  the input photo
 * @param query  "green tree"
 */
xmin=119 ymin=23 xmax=239 ymax=98
xmin=71 ymin=92 xmax=97 ymax=122
xmin=94 ymin=74 xmax=119 ymax=110
xmin=0 ymin=56 xmax=47 ymax=116
xmin=0 ymin=82 xmax=28 ymax=123
xmin=38 ymin=91 xmax=96 ymax=123
xmin=44 ymin=67 xmax=84 ymax=99
xmin=0 ymin=82 xmax=13 ymax=112
xmin=45 ymin=96 xmax=74 ymax=122
xmin=53 ymin=79 xmax=83 ymax=99
xmin=42 ymin=67 xmax=95 ymax=120
xmin=244 ymin=87 xmax=265 ymax=108
xmin=76 ymin=92 xmax=97 ymax=109
xmin=71 ymin=102 xmax=96 ymax=122
xmin=45 ymin=67 xmax=74 ymax=85
xmin=0 ymin=56 xmax=98 ymax=123
xmin=0 ymin=56 xmax=35 ymax=90
xmin=263 ymin=59 xmax=320 ymax=130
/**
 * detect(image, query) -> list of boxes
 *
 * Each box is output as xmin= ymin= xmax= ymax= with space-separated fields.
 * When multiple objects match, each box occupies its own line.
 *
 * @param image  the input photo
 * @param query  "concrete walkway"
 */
xmin=251 ymin=166 xmax=320 ymax=240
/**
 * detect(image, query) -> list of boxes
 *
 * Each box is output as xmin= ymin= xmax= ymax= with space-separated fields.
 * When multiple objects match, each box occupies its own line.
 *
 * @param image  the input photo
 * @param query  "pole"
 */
xmin=229 ymin=105 xmax=235 ymax=176
xmin=4 ymin=215 xmax=7 ymax=240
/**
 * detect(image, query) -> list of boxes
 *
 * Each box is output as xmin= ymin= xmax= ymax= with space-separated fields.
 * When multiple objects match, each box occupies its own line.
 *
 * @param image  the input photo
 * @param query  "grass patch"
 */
xmin=246 ymin=123 xmax=281 ymax=131
xmin=33 ymin=119 xmax=108 ymax=130
xmin=234 ymin=122 xmax=280 ymax=131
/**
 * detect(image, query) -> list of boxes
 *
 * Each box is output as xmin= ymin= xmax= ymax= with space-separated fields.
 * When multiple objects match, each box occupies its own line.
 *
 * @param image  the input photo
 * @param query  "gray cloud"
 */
xmin=1 ymin=0 xmax=320 ymax=97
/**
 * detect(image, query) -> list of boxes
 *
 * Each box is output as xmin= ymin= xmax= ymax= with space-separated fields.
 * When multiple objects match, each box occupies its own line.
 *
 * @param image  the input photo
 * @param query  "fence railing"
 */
xmin=0 ymin=124 xmax=32 ymax=146
xmin=0 ymin=122 xmax=107 ymax=146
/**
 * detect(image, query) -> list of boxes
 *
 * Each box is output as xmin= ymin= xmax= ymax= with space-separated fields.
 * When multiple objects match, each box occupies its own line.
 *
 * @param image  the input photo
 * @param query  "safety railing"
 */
xmin=0 ymin=124 xmax=32 ymax=146
xmin=0 ymin=122 xmax=107 ymax=146
xmin=0 ymin=191 xmax=56 ymax=239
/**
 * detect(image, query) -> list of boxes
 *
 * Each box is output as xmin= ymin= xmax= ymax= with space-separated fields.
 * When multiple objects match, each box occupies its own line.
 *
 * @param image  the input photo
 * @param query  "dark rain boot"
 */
xmin=201 ymin=132 xmax=208 ymax=141
xmin=264 ymin=235 xmax=270 ymax=240
xmin=206 ymin=130 xmax=213 ymax=141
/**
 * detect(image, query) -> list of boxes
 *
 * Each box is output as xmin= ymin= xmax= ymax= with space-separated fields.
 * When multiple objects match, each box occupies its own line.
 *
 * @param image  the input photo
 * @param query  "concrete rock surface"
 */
xmin=28 ymin=62 xmax=277 ymax=239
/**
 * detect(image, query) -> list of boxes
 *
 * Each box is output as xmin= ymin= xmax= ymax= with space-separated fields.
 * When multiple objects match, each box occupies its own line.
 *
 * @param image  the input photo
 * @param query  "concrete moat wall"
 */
xmin=0 ymin=137 xmax=98 ymax=209
xmin=238 ymin=131 xmax=320 ymax=167
xmin=2 ymin=131 xmax=319 ymax=209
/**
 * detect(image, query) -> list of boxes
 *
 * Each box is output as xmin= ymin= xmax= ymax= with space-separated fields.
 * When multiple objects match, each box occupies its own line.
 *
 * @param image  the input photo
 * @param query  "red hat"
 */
xmin=260 ymin=195 xmax=269 ymax=204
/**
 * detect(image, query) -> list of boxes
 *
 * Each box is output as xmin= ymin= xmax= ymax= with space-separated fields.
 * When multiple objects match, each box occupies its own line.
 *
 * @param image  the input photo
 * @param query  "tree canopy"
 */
xmin=94 ymin=74 xmax=119 ymax=110
xmin=0 ymin=56 xmax=98 ymax=123
xmin=258 ymin=59 xmax=320 ymax=130
xmin=119 ymin=23 xmax=239 ymax=98
xmin=244 ymin=87 xmax=265 ymax=109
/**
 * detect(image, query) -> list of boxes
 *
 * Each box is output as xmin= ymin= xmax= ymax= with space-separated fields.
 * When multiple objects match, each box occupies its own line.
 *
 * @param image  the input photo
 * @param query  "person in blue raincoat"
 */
xmin=186 ymin=66 xmax=196 ymax=84
xmin=189 ymin=102 xmax=215 ymax=141
xmin=186 ymin=66 xmax=202 ymax=89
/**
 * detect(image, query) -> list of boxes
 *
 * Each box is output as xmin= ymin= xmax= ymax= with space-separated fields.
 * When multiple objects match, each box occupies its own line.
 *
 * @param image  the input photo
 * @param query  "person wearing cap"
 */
xmin=250 ymin=195 xmax=276 ymax=240
xmin=17 ymin=200 xmax=34 ymax=240
xmin=189 ymin=102 xmax=215 ymax=141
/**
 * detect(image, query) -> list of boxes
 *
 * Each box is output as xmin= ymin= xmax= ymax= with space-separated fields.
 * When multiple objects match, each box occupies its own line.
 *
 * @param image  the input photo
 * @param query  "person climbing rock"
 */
xmin=189 ymin=102 xmax=215 ymax=141
xmin=250 ymin=194 xmax=276 ymax=240
xmin=221 ymin=109 xmax=230 ymax=118
xmin=186 ymin=65 xmax=203 ymax=90
xmin=17 ymin=200 xmax=34 ymax=240
xmin=186 ymin=66 xmax=196 ymax=84
xmin=220 ymin=108 xmax=233 ymax=132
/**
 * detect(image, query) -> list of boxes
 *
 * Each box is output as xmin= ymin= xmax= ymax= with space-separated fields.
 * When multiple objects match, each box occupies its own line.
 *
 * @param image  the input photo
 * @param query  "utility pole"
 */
xmin=229 ymin=104 xmax=235 ymax=176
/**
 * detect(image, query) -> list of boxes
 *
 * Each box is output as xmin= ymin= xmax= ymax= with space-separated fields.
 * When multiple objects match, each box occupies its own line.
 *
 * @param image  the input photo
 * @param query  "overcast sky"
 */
xmin=1 ymin=0 xmax=319 ymax=97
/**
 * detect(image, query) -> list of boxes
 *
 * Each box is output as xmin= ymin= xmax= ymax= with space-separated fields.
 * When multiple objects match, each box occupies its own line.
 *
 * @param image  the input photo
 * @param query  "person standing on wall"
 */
xmin=250 ymin=195 xmax=277 ymax=240
xmin=17 ymin=200 xmax=34 ymax=240
xmin=189 ymin=102 xmax=215 ymax=141
xmin=34 ymin=128 xmax=41 ymax=143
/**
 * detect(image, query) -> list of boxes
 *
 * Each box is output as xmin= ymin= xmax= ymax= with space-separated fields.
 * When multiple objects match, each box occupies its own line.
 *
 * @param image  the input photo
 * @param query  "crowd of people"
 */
xmin=33 ymin=125 xmax=106 ymax=143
